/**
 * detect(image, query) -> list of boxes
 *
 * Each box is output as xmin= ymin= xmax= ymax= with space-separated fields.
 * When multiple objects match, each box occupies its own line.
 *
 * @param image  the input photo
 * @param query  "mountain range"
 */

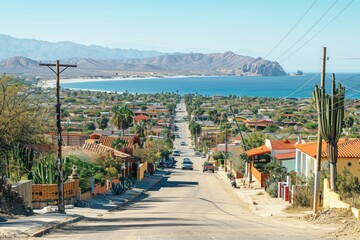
xmin=0 ymin=34 xmax=286 ymax=76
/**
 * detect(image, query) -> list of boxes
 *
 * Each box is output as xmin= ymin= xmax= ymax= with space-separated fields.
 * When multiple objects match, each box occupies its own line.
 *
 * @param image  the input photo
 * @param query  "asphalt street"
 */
xmin=40 ymin=101 xmax=330 ymax=240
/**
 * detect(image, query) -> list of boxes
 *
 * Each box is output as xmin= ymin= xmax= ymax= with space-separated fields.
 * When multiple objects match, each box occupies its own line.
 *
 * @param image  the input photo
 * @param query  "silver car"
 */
xmin=182 ymin=158 xmax=193 ymax=170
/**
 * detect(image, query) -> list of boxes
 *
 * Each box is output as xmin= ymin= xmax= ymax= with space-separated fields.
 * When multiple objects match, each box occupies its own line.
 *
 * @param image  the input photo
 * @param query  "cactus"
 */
xmin=111 ymin=182 xmax=126 ymax=195
xmin=32 ymin=155 xmax=57 ymax=184
xmin=313 ymin=73 xmax=345 ymax=191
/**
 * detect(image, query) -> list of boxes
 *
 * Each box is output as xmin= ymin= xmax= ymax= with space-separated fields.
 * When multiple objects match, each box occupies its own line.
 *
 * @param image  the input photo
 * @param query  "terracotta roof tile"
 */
xmin=134 ymin=114 xmax=150 ymax=123
xmin=274 ymin=152 xmax=296 ymax=160
xmin=246 ymin=145 xmax=271 ymax=157
xmin=270 ymin=140 xmax=297 ymax=150
xmin=82 ymin=143 xmax=130 ymax=158
xmin=296 ymin=138 xmax=360 ymax=158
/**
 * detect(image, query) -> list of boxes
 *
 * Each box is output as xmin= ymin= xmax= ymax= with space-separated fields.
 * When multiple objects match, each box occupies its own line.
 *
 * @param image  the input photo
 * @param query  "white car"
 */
xmin=182 ymin=158 xmax=193 ymax=170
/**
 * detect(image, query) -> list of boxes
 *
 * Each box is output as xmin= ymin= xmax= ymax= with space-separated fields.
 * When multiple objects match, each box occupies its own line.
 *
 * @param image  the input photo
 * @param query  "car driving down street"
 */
xmin=181 ymin=158 xmax=193 ymax=170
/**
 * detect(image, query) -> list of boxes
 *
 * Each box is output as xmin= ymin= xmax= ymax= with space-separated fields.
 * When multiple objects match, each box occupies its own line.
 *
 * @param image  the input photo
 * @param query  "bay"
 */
xmin=61 ymin=73 xmax=360 ymax=99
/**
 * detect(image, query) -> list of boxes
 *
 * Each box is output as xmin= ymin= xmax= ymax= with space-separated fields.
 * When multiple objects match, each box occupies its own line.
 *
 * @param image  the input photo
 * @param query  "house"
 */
xmin=245 ymin=145 xmax=272 ymax=187
xmin=48 ymin=132 xmax=89 ymax=147
xmin=245 ymin=119 xmax=273 ymax=130
xmin=295 ymin=138 xmax=360 ymax=178
xmin=134 ymin=114 xmax=150 ymax=123
xmin=266 ymin=139 xmax=297 ymax=172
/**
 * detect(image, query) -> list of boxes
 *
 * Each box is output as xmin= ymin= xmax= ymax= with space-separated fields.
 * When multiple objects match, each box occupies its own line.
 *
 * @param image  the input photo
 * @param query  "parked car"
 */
xmin=182 ymin=158 xmax=193 ymax=170
xmin=203 ymin=162 xmax=215 ymax=173
xmin=194 ymin=151 xmax=200 ymax=156
xmin=180 ymin=141 xmax=186 ymax=146
xmin=173 ymin=150 xmax=181 ymax=156
xmin=157 ymin=157 xmax=176 ymax=168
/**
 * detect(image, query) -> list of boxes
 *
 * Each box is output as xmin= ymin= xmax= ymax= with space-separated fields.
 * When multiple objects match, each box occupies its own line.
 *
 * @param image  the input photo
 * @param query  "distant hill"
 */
xmin=0 ymin=53 xmax=286 ymax=76
xmin=0 ymin=35 xmax=286 ymax=76
xmin=0 ymin=34 xmax=162 ymax=60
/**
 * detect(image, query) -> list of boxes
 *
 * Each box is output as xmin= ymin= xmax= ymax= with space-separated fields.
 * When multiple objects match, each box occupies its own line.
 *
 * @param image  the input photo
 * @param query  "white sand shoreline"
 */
xmin=40 ymin=75 xmax=204 ymax=87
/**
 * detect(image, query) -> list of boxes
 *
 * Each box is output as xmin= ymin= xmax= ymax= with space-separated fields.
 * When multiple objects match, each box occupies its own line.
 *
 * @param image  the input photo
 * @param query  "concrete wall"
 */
xmin=137 ymin=161 xmax=148 ymax=180
xmin=12 ymin=180 xmax=32 ymax=208
xmin=323 ymin=179 xmax=360 ymax=220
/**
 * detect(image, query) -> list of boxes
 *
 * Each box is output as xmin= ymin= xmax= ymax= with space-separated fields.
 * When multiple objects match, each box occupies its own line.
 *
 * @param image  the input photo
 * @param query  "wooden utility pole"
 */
xmin=40 ymin=61 xmax=77 ymax=214
xmin=313 ymin=47 xmax=326 ymax=214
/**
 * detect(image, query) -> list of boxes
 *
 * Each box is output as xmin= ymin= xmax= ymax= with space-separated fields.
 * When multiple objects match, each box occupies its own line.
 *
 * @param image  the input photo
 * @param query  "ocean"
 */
xmin=60 ymin=73 xmax=360 ymax=99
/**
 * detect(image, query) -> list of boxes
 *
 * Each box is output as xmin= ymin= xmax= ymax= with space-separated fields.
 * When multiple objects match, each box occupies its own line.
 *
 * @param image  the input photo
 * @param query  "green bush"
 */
xmin=226 ymin=172 xmax=233 ymax=179
xmin=266 ymin=182 xmax=278 ymax=197
xmin=337 ymin=168 xmax=360 ymax=208
xmin=293 ymin=187 xmax=313 ymax=207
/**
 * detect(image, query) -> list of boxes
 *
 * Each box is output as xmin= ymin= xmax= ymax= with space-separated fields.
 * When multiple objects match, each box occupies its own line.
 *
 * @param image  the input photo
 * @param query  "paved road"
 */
xmin=42 ymin=101 xmax=329 ymax=240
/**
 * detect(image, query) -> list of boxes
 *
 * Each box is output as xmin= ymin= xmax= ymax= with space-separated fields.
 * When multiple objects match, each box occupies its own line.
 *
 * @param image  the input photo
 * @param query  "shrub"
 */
xmin=293 ymin=186 xmax=312 ymax=207
xmin=266 ymin=182 xmax=278 ymax=197
xmin=337 ymin=168 xmax=360 ymax=208
xmin=226 ymin=172 xmax=233 ymax=179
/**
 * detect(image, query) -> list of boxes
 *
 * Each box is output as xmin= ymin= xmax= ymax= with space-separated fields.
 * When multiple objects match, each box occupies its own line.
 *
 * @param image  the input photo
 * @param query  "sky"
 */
xmin=1 ymin=0 xmax=360 ymax=72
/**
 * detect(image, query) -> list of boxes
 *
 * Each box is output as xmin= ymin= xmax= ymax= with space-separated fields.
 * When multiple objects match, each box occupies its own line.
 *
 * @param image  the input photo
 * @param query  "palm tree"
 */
xmin=135 ymin=120 xmax=147 ymax=148
xmin=111 ymin=104 xmax=134 ymax=135
xmin=189 ymin=121 xmax=201 ymax=149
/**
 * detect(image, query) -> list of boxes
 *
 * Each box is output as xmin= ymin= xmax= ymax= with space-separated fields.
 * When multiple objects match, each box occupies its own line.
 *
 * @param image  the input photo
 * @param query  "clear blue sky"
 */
xmin=1 ymin=0 xmax=359 ymax=72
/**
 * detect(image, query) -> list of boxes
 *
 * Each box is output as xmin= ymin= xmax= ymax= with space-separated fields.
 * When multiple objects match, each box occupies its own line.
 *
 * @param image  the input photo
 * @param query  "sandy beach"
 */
xmin=38 ymin=75 xmax=200 ymax=88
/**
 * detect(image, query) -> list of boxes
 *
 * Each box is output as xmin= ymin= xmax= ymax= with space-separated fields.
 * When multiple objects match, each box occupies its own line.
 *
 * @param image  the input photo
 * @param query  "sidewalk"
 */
xmin=0 ymin=170 xmax=167 ymax=238
xmin=217 ymin=169 xmax=296 ymax=217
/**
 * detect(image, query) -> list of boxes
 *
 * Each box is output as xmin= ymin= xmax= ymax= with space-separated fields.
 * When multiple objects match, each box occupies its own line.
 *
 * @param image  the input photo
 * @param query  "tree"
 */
xmin=189 ymin=121 xmax=201 ymax=148
xmin=111 ymin=138 xmax=127 ymax=150
xmin=344 ymin=115 xmax=354 ymax=129
xmin=264 ymin=124 xmax=280 ymax=133
xmin=111 ymin=104 xmax=134 ymax=135
xmin=244 ymin=132 xmax=266 ymax=149
xmin=96 ymin=117 xmax=109 ymax=130
xmin=84 ymin=122 xmax=96 ymax=131
xmin=0 ymin=77 xmax=49 ymax=177
xmin=135 ymin=120 xmax=148 ymax=148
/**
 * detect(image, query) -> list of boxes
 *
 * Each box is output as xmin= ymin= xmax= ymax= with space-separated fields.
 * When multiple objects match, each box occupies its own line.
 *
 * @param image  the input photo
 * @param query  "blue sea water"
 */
xmin=61 ymin=73 xmax=360 ymax=99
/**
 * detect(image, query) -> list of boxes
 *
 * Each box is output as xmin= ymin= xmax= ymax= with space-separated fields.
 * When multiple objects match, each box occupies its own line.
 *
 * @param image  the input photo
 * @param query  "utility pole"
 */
xmin=40 ymin=61 xmax=77 ymax=214
xmin=313 ymin=47 xmax=326 ymax=214
xmin=229 ymin=106 xmax=251 ymax=182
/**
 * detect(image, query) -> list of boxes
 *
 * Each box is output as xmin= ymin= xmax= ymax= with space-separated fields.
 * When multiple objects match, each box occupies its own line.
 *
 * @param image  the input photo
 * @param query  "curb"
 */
xmin=28 ymin=214 xmax=85 ymax=237
xmin=217 ymin=171 xmax=259 ymax=213
xmin=108 ymin=170 xmax=167 ymax=212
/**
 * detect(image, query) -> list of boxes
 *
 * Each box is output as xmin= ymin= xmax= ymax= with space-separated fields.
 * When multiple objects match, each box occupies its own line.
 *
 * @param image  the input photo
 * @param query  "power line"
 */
xmin=264 ymin=0 xmax=318 ymax=59
xmin=279 ymin=0 xmax=354 ymax=63
xmin=275 ymin=0 xmax=338 ymax=62
xmin=284 ymin=73 xmax=320 ymax=98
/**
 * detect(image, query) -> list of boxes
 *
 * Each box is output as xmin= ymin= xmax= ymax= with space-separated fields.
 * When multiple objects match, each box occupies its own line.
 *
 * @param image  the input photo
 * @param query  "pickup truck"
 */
xmin=203 ymin=162 xmax=215 ymax=173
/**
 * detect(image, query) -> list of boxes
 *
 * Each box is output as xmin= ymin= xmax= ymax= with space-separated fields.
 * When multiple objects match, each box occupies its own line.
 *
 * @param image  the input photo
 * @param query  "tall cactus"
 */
xmin=32 ymin=155 xmax=57 ymax=184
xmin=313 ymin=73 xmax=345 ymax=191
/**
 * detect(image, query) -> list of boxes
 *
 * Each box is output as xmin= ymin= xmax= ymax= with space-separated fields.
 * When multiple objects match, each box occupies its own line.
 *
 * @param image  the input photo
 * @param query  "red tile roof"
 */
xmin=82 ymin=143 xmax=130 ymax=158
xmin=134 ymin=114 xmax=150 ymax=123
xmin=99 ymin=135 xmax=140 ymax=149
xmin=274 ymin=152 xmax=296 ymax=160
xmin=296 ymin=138 xmax=360 ymax=158
xmin=246 ymin=145 xmax=271 ymax=157
xmin=270 ymin=140 xmax=297 ymax=150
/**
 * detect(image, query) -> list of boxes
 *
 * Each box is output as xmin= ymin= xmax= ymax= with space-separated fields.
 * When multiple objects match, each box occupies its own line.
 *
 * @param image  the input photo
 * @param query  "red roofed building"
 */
xmin=134 ymin=114 xmax=150 ymax=123
xmin=266 ymin=139 xmax=298 ymax=172
xmin=245 ymin=119 xmax=273 ymax=130
xmin=296 ymin=138 xmax=360 ymax=178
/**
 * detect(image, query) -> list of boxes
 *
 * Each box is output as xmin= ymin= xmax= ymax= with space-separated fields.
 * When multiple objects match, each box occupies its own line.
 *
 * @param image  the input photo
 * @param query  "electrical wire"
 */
xmin=279 ymin=0 xmax=354 ymax=63
xmin=284 ymin=73 xmax=320 ymax=98
xmin=275 ymin=0 xmax=338 ymax=62
xmin=264 ymin=0 xmax=318 ymax=60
